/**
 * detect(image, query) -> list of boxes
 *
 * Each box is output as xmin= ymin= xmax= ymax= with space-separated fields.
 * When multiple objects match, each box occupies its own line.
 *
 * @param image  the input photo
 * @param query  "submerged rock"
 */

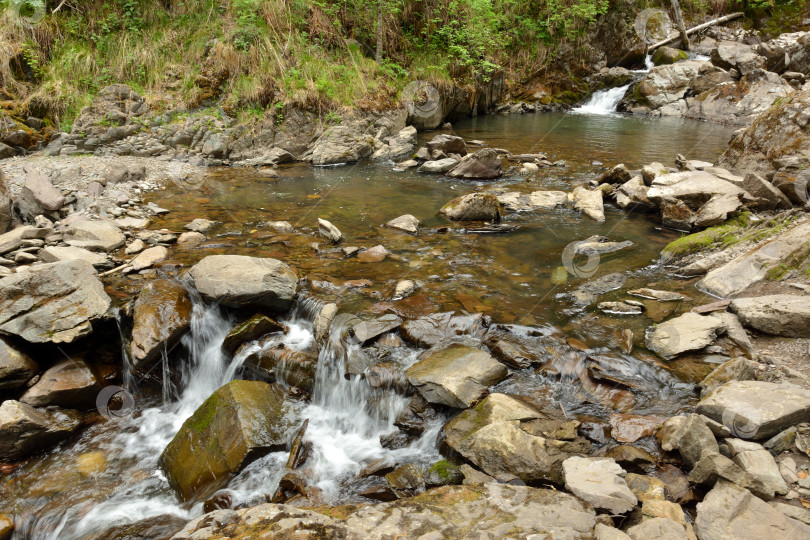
xmin=129 ymin=279 xmax=193 ymax=372
xmin=0 ymin=260 xmax=111 ymax=344
xmin=20 ymin=357 xmax=100 ymax=410
xmin=189 ymin=255 xmax=298 ymax=311
xmin=0 ymin=337 xmax=38 ymax=390
xmin=159 ymin=380 xmax=299 ymax=501
xmin=405 ymin=343 xmax=507 ymax=408
xmin=0 ymin=400 xmax=81 ymax=461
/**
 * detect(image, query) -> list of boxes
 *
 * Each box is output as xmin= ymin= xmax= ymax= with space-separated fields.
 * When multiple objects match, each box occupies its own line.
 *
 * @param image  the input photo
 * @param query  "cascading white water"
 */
xmin=39 ymin=293 xmax=441 ymax=539
xmin=572 ymin=54 xmax=653 ymax=115
xmin=571 ymin=84 xmax=632 ymax=115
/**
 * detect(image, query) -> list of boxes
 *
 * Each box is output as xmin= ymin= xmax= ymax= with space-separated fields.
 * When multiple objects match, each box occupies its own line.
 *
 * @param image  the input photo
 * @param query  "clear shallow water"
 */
xmin=3 ymin=111 xmax=737 ymax=539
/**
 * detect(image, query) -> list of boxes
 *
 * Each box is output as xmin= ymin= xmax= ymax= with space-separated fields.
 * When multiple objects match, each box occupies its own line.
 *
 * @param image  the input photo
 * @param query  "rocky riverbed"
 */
xmin=1 ymin=21 xmax=810 ymax=540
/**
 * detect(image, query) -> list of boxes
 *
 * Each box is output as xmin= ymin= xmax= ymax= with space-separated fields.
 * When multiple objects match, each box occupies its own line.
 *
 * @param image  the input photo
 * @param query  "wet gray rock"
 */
xmin=317 ymin=218 xmax=343 ymax=243
xmin=697 ymin=381 xmax=810 ymax=440
xmin=447 ymin=148 xmax=502 ymax=180
xmin=352 ymin=314 xmax=402 ymax=345
xmin=0 ymin=336 xmax=38 ymax=390
xmin=729 ymin=294 xmax=810 ymax=338
xmin=645 ymin=312 xmax=726 ymax=359
xmin=63 ymin=220 xmax=126 ymax=251
xmin=572 ymin=186 xmax=605 ymax=222
xmin=20 ymin=357 xmax=99 ymax=409
xmin=189 ymin=255 xmax=298 ymax=311
xmin=130 ymin=279 xmax=193 ymax=373
xmin=695 ymin=480 xmax=810 ymax=539
xmin=0 ymin=400 xmax=81 ymax=461
xmin=442 ymin=393 xmax=590 ymax=484
xmin=405 ymin=343 xmax=507 ymax=408
xmin=400 ymin=312 xmax=488 ymax=348
xmin=385 ymin=214 xmax=419 ymax=234
xmin=0 ymin=260 xmax=111 ymax=344
xmin=562 ymin=457 xmax=637 ymax=514
xmin=440 ymin=193 xmax=501 ymax=221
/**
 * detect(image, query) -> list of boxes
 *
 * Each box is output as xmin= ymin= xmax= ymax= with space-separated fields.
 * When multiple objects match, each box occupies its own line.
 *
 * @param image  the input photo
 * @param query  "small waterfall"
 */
xmin=571 ymin=84 xmax=632 ymax=115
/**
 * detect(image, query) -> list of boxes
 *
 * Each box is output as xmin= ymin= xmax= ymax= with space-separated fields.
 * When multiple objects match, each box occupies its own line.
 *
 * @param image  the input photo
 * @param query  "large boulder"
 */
xmin=696 ymin=380 xmax=810 ymax=440
xmin=20 ymin=357 xmax=100 ymax=409
xmin=0 ymin=400 xmax=81 ymax=461
xmin=16 ymin=169 xmax=64 ymax=221
xmin=371 ymin=126 xmax=417 ymax=162
xmin=129 ymin=279 xmax=193 ymax=373
xmin=697 ymin=220 xmax=810 ymax=297
xmin=717 ymin=90 xmax=810 ymax=176
xmin=447 ymin=149 xmax=502 ymax=180
xmin=695 ymin=481 xmax=810 ymax=540
xmin=189 ymin=255 xmax=297 ymax=310
xmin=172 ymin=484 xmax=597 ymax=540
xmin=562 ymin=457 xmax=637 ymax=514
xmin=63 ymin=220 xmax=126 ymax=251
xmin=440 ymin=193 xmax=501 ymax=221
xmin=159 ymin=380 xmax=300 ymax=501
xmin=711 ymin=42 xmax=766 ymax=75
xmin=442 ymin=393 xmax=590 ymax=484
xmin=0 ymin=260 xmax=111 ymax=344
xmin=306 ymin=126 xmax=375 ymax=166
xmin=729 ymin=294 xmax=810 ymax=337
xmin=0 ymin=337 xmax=37 ymax=389
xmin=405 ymin=343 xmax=507 ymax=408
xmin=647 ymin=171 xmax=750 ymax=209
xmin=624 ymin=60 xmax=708 ymax=111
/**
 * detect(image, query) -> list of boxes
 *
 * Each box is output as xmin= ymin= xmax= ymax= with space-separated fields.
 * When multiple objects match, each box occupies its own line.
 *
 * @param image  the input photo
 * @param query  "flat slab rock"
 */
xmin=696 ymin=380 xmax=810 ymax=440
xmin=645 ymin=312 xmax=726 ymax=359
xmin=189 ymin=255 xmax=298 ymax=310
xmin=0 ymin=260 xmax=111 ymax=344
xmin=171 ymin=484 xmax=597 ymax=540
xmin=405 ymin=343 xmax=507 ymax=408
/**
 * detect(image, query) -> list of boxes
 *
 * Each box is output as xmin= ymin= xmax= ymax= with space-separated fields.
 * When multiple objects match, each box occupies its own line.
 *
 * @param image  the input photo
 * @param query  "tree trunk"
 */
xmin=375 ymin=1 xmax=383 ymax=63
xmin=670 ymin=0 xmax=691 ymax=51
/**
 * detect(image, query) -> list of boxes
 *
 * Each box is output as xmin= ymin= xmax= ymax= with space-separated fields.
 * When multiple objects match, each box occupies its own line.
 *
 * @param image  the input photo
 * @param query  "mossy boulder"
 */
xmin=652 ymin=46 xmax=688 ymax=66
xmin=159 ymin=380 xmax=299 ymax=501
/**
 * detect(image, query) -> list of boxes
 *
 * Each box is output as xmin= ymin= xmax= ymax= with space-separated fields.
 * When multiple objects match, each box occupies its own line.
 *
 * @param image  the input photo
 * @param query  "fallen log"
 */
xmin=649 ymin=12 xmax=744 ymax=51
